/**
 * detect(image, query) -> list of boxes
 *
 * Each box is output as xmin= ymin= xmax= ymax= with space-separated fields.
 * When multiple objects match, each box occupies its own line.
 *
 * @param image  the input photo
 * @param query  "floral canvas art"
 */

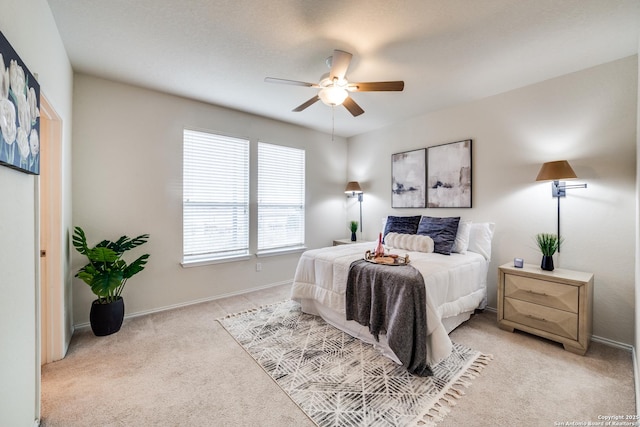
xmin=0 ymin=31 xmax=40 ymax=175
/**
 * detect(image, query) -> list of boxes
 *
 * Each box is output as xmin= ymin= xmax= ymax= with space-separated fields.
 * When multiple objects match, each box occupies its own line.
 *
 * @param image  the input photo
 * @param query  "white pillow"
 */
xmin=467 ymin=222 xmax=495 ymax=260
xmin=452 ymin=220 xmax=472 ymax=254
xmin=385 ymin=232 xmax=434 ymax=253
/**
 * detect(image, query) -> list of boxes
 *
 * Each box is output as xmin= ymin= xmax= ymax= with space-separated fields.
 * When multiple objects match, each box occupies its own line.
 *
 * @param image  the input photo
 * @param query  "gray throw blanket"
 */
xmin=345 ymin=259 xmax=432 ymax=376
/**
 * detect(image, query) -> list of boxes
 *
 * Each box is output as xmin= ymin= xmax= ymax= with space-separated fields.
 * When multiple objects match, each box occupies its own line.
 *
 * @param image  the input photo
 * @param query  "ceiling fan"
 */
xmin=265 ymin=49 xmax=404 ymax=117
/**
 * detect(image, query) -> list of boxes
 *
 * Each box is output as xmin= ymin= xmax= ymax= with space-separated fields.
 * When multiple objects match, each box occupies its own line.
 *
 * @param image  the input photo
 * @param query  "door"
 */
xmin=39 ymin=95 xmax=63 ymax=365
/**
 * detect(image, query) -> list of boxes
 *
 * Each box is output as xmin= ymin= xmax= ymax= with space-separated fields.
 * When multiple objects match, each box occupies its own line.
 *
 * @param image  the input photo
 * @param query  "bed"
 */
xmin=290 ymin=217 xmax=495 ymax=372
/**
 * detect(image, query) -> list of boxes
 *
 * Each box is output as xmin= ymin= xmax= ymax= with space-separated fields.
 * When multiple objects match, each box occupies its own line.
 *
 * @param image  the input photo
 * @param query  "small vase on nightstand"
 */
xmin=541 ymin=255 xmax=554 ymax=271
xmin=349 ymin=221 xmax=359 ymax=242
xmin=535 ymin=233 xmax=560 ymax=272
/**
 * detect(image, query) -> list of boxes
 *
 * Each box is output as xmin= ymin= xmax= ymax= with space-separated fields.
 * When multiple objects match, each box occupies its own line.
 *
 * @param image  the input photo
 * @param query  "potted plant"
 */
xmin=535 ymin=233 xmax=561 ymax=271
xmin=349 ymin=221 xmax=359 ymax=241
xmin=72 ymin=226 xmax=150 ymax=336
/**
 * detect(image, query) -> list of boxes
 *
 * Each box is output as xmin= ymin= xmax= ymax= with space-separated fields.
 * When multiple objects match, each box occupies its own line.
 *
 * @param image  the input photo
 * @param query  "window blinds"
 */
xmin=257 ymin=142 xmax=305 ymax=251
xmin=183 ymin=129 xmax=249 ymax=262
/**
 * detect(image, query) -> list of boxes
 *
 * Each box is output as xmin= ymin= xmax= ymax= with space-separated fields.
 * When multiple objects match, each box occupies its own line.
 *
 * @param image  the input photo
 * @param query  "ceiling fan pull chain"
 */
xmin=331 ymin=106 xmax=335 ymax=142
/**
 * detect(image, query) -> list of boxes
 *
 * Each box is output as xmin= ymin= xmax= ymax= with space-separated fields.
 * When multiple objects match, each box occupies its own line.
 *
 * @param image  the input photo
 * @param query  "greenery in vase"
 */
xmin=349 ymin=221 xmax=359 ymax=233
xmin=535 ymin=233 xmax=562 ymax=256
xmin=72 ymin=226 xmax=150 ymax=304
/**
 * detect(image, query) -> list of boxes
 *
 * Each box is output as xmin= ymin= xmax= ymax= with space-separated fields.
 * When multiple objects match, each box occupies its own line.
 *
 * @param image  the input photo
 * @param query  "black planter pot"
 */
xmin=541 ymin=255 xmax=554 ymax=271
xmin=90 ymin=297 xmax=125 ymax=336
xmin=351 ymin=231 xmax=357 ymax=242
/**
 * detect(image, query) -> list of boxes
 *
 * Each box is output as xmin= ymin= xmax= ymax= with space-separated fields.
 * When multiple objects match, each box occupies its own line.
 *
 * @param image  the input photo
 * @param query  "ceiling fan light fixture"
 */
xmin=265 ymin=49 xmax=404 ymax=116
xmin=318 ymin=86 xmax=348 ymax=106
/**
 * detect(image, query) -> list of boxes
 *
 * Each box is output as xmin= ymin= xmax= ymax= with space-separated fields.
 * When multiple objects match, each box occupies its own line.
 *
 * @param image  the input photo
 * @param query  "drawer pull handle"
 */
xmin=526 ymin=290 xmax=548 ymax=297
xmin=526 ymin=314 xmax=547 ymax=322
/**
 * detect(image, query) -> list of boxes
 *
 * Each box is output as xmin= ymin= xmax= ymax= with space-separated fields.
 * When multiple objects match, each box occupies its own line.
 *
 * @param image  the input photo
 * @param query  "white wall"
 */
xmin=71 ymin=74 xmax=347 ymax=324
xmin=349 ymin=56 xmax=637 ymax=345
xmin=0 ymin=0 xmax=74 ymax=425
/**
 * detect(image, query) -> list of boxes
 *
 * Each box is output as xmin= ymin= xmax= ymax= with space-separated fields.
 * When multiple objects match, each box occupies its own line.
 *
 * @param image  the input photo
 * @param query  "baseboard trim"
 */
xmin=73 ymin=280 xmax=293 ymax=330
xmin=591 ymin=335 xmax=633 ymax=352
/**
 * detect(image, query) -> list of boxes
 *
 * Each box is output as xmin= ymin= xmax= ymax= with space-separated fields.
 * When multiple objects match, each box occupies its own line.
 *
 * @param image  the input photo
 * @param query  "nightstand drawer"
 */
xmin=504 ymin=297 xmax=578 ymax=340
xmin=504 ymin=274 xmax=578 ymax=313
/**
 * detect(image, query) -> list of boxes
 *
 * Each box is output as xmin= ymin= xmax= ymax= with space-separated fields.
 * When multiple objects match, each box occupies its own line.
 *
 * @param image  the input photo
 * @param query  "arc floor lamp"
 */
xmin=535 ymin=160 xmax=587 ymax=252
xmin=345 ymin=181 xmax=363 ymax=233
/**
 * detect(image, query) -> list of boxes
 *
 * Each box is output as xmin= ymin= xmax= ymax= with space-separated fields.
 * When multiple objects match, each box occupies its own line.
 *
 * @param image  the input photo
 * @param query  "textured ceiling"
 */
xmin=47 ymin=0 xmax=639 ymax=138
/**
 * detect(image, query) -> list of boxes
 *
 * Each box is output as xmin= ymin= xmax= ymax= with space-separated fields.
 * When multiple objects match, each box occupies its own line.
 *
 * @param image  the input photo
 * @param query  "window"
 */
xmin=257 ymin=142 xmax=305 ymax=253
xmin=183 ymin=129 xmax=249 ymax=264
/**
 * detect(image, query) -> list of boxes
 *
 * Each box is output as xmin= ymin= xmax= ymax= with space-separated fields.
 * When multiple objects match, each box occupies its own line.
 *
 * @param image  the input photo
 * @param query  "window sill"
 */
xmin=256 ymin=246 xmax=307 ymax=258
xmin=181 ymin=254 xmax=252 ymax=268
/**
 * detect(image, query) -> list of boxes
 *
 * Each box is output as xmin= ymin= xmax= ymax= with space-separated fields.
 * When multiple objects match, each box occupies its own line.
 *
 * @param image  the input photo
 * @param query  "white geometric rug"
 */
xmin=219 ymin=300 xmax=491 ymax=427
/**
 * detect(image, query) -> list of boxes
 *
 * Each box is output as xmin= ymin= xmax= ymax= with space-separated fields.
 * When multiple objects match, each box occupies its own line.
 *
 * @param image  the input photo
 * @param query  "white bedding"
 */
xmin=290 ymin=241 xmax=489 ymax=366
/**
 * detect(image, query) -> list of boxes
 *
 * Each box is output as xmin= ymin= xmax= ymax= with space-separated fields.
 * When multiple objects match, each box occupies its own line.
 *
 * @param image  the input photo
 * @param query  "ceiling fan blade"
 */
xmin=348 ymin=81 xmax=405 ymax=92
xmin=342 ymin=96 xmax=364 ymax=117
xmin=329 ymin=50 xmax=352 ymax=81
xmin=292 ymin=95 xmax=320 ymax=112
xmin=265 ymin=77 xmax=318 ymax=87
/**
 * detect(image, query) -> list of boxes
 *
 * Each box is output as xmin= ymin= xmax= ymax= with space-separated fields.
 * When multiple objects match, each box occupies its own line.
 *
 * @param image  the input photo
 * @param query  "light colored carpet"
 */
xmin=219 ymin=300 xmax=491 ymax=426
xmin=41 ymin=284 xmax=635 ymax=426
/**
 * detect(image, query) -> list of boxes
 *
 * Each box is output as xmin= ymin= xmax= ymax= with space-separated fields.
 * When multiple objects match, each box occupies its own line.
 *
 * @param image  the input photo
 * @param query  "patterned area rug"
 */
xmin=219 ymin=300 xmax=491 ymax=427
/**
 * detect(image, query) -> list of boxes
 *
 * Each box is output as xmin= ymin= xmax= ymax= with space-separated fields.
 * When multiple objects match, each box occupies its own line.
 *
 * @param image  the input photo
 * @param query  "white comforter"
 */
xmin=290 ymin=241 xmax=488 ymax=366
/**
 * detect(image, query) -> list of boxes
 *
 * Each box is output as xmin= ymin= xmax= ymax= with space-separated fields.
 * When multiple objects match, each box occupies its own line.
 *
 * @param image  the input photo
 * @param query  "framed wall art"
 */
xmin=391 ymin=148 xmax=426 ymax=208
xmin=0 ymin=31 xmax=40 ymax=175
xmin=427 ymin=139 xmax=472 ymax=208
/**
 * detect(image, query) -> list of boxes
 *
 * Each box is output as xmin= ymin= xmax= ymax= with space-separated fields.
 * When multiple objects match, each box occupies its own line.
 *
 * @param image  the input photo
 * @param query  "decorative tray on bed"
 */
xmin=364 ymin=250 xmax=410 ymax=266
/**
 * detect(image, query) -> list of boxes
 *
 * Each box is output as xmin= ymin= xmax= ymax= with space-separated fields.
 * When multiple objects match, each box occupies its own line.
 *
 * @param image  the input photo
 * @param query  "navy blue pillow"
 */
xmin=417 ymin=216 xmax=461 ymax=255
xmin=383 ymin=216 xmax=422 ymax=242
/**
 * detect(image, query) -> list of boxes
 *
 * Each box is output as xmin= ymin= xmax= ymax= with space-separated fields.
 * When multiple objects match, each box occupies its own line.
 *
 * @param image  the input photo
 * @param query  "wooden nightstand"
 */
xmin=332 ymin=239 xmax=357 ymax=246
xmin=497 ymin=263 xmax=593 ymax=355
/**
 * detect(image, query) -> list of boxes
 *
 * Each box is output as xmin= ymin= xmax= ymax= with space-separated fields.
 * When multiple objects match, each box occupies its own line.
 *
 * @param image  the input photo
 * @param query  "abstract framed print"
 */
xmin=391 ymin=148 xmax=426 ymax=208
xmin=427 ymin=140 xmax=472 ymax=208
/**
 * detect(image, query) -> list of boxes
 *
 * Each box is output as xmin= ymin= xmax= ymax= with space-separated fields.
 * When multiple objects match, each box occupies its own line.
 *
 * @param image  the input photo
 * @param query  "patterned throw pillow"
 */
xmin=382 ymin=216 xmax=422 ymax=242
xmin=417 ymin=216 xmax=461 ymax=255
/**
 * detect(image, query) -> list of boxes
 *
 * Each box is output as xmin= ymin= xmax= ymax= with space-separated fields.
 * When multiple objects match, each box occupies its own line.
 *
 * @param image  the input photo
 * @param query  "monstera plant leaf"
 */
xmin=73 ymin=226 xmax=150 ymax=303
xmin=72 ymin=226 xmax=90 ymax=256
xmin=87 ymin=246 xmax=119 ymax=263
xmin=89 ymin=269 xmax=125 ymax=298
xmin=123 ymin=254 xmax=150 ymax=279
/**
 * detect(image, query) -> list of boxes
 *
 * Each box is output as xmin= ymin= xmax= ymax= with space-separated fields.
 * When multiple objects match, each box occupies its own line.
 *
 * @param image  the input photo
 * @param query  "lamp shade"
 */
xmin=535 ymin=160 xmax=578 ymax=181
xmin=344 ymin=181 xmax=363 ymax=194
